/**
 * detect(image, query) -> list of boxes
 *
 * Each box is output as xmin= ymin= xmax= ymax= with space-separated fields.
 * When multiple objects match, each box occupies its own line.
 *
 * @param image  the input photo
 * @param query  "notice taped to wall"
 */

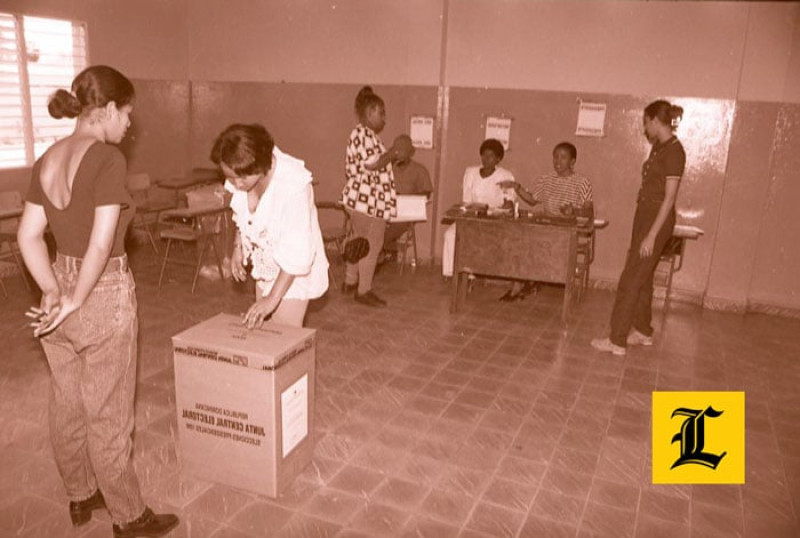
xmin=576 ymin=102 xmax=606 ymax=137
xmin=485 ymin=116 xmax=512 ymax=150
xmin=410 ymin=116 xmax=434 ymax=149
xmin=281 ymin=374 xmax=308 ymax=457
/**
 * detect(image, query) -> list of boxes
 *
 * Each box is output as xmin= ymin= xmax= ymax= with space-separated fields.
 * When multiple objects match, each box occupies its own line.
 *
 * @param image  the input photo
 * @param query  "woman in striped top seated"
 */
xmin=509 ymin=142 xmax=593 ymax=217
xmin=497 ymin=141 xmax=593 ymax=301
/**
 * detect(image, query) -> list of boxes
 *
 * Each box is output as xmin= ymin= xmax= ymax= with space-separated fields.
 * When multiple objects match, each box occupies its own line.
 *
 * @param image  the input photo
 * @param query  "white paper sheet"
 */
xmin=485 ymin=116 xmax=512 ymax=150
xmin=281 ymin=374 xmax=308 ymax=457
xmin=576 ymin=102 xmax=606 ymax=137
xmin=410 ymin=116 xmax=434 ymax=149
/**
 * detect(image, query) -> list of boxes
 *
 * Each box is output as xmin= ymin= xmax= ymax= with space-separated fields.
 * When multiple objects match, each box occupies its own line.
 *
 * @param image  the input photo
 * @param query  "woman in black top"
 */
xmin=592 ymin=100 xmax=686 ymax=356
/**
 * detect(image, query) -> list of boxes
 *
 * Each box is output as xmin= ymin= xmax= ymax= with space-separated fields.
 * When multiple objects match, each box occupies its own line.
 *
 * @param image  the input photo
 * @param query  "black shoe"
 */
xmin=341 ymin=282 xmax=358 ymax=295
xmin=517 ymin=281 xmax=540 ymax=299
xmin=69 ymin=490 xmax=106 ymax=526
xmin=113 ymin=507 xmax=179 ymax=538
xmin=498 ymin=289 xmax=518 ymax=302
xmin=354 ymin=290 xmax=387 ymax=307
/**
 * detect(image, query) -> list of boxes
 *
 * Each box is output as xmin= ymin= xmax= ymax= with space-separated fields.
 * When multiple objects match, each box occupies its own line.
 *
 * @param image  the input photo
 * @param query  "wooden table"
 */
xmin=448 ymin=207 xmax=580 ymax=322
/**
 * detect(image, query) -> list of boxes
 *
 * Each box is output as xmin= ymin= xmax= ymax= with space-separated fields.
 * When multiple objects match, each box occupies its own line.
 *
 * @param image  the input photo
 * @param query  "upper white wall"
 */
xmin=187 ymin=0 xmax=443 ymax=85
xmin=445 ymin=1 xmax=800 ymax=103
xmin=3 ymin=1 xmax=798 ymax=102
xmin=1 ymin=0 xmax=190 ymax=80
xmin=738 ymin=2 xmax=800 ymax=102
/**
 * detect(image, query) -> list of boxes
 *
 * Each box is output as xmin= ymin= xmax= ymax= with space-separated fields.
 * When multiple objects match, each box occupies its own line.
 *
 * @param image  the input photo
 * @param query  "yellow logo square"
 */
xmin=652 ymin=391 xmax=745 ymax=484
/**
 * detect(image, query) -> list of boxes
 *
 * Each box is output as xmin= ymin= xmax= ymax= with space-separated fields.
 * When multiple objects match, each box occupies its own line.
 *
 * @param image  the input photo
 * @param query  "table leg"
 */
xmin=450 ymin=272 xmax=466 ymax=313
xmin=562 ymin=277 xmax=572 ymax=324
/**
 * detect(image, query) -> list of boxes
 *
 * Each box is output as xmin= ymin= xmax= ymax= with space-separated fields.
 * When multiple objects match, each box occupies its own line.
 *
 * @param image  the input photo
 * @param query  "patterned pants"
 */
xmin=40 ymin=253 xmax=146 ymax=525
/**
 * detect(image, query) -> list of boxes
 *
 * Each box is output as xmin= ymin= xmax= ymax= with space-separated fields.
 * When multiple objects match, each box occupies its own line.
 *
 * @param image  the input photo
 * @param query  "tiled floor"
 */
xmin=1 ymin=242 xmax=799 ymax=537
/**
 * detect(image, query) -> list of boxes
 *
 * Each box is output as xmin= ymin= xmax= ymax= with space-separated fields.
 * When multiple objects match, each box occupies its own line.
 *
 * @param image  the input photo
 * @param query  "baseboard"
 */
xmin=746 ymin=301 xmax=800 ymax=320
xmin=589 ymin=278 xmax=702 ymax=307
xmin=702 ymin=295 xmax=747 ymax=314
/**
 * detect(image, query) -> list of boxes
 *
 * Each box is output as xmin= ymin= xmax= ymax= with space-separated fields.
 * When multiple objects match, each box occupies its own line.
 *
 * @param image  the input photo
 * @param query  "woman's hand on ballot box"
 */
xmin=243 ymin=294 xmax=281 ymax=329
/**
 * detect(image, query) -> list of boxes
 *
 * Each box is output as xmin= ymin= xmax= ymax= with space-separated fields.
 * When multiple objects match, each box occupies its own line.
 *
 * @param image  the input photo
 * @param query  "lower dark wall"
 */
xmin=439 ymin=88 xmax=733 ymax=302
xmin=2 ymin=79 xmax=798 ymax=313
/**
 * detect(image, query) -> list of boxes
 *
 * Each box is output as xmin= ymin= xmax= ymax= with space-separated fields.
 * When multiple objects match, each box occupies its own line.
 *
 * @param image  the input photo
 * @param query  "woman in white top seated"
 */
xmin=211 ymin=123 xmax=329 ymax=328
xmin=442 ymin=138 xmax=515 ymax=277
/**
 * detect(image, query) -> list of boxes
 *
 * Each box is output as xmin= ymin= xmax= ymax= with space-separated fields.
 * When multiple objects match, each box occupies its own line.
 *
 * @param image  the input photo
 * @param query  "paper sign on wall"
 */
xmin=281 ymin=374 xmax=308 ymax=457
xmin=485 ymin=116 xmax=512 ymax=150
xmin=410 ymin=116 xmax=434 ymax=149
xmin=576 ymin=102 xmax=606 ymax=137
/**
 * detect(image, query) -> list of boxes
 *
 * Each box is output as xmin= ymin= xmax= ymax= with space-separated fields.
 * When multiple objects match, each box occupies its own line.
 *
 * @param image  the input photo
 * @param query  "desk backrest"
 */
xmin=0 ymin=191 xmax=23 ymax=211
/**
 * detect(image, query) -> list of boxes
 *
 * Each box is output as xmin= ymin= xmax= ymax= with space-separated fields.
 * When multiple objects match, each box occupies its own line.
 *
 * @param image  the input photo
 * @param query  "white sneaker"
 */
xmin=627 ymin=330 xmax=654 ymax=347
xmin=590 ymin=337 xmax=627 ymax=356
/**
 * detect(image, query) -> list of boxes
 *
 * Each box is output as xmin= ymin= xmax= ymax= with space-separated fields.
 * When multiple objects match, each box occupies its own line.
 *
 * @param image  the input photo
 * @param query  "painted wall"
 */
xmin=187 ymin=0 xmax=443 ymax=85
xmin=0 ymin=0 xmax=189 ymax=80
xmin=747 ymin=103 xmax=800 ymax=311
xmin=445 ymin=1 xmax=800 ymax=103
xmin=1 ymin=0 xmax=799 ymax=312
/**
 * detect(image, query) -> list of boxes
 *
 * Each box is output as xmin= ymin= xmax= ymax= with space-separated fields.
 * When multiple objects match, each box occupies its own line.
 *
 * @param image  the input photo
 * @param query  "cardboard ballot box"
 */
xmin=172 ymin=313 xmax=315 ymax=497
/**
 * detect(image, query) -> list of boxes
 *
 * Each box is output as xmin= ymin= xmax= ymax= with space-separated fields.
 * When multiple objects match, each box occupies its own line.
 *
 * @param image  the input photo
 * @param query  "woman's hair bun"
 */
xmin=354 ymin=85 xmax=383 ymax=117
xmin=48 ymin=89 xmax=82 ymax=119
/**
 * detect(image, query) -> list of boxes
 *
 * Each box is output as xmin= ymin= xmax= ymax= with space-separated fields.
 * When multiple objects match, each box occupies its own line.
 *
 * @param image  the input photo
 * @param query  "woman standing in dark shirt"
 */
xmin=592 ymin=100 xmax=686 ymax=356
xmin=17 ymin=65 xmax=178 ymax=537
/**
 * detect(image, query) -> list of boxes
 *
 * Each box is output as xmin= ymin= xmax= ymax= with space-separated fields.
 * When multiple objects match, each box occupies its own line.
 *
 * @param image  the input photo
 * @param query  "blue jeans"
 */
xmin=609 ymin=201 xmax=675 ymax=347
xmin=40 ymin=253 xmax=145 ymax=524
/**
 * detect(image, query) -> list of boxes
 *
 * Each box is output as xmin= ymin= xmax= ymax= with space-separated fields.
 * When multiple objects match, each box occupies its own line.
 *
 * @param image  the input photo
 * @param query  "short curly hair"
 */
xmin=479 ymin=138 xmax=504 ymax=160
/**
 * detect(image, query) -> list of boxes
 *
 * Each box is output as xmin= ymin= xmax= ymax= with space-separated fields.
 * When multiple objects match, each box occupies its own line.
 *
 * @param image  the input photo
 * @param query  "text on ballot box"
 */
xmin=171 ymin=313 xmax=316 ymax=497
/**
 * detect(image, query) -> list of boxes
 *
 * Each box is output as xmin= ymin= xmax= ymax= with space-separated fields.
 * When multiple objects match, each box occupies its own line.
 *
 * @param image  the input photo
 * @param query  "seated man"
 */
xmin=498 ymin=141 xmax=593 ymax=300
xmin=382 ymin=134 xmax=433 ymax=261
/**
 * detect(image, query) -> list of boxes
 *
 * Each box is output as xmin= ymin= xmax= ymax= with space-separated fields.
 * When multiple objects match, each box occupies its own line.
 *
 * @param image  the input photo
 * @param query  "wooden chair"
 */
xmin=393 ymin=195 xmax=429 ymax=275
xmin=654 ymin=225 xmax=703 ymax=311
xmin=395 ymin=223 xmax=418 ymax=275
xmin=0 ymin=191 xmax=31 ymax=292
xmin=573 ymin=218 xmax=607 ymax=303
xmin=315 ymin=201 xmax=349 ymax=288
xmin=157 ymin=203 xmax=228 ymax=294
xmin=126 ymin=172 xmax=175 ymax=254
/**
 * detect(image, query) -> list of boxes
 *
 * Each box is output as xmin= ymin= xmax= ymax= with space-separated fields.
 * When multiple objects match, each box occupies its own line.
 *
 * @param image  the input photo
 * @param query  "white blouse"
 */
xmin=225 ymin=147 xmax=329 ymax=300
xmin=462 ymin=166 xmax=516 ymax=208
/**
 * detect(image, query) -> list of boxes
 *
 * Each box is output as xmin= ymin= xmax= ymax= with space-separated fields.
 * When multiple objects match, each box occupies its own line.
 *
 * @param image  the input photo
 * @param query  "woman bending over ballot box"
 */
xmin=211 ymin=123 xmax=329 ymax=328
